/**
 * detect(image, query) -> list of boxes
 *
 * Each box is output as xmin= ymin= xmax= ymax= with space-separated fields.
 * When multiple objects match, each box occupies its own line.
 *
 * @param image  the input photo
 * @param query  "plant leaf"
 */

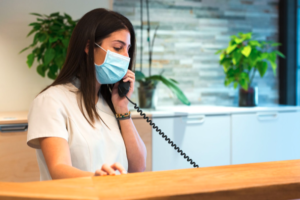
xmin=249 ymin=40 xmax=261 ymax=47
xmin=54 ymin=54 xmax=65 ymax=68
xmin=38 ymin=33 xmax=47 ymax=43
xmin=221 ymin=59 xmax=231 ymax=73
xmin=19 ymin=46 xmax=30 ymax=54
xmin=50 ymin=12 xmax=60 ymax=17
xmin=26 ymin=28 xmax=37 ymax=37
xmin=239 ymin=78 xmax=248 ymax=90
xmin=44 ymin=48 xmax=55 ymax=65
xmin=274 ymin=50 xmax=285 ymax=58
xmin=47 ymin=64 xmax=58 ymax=79
xmin=169 ymin=78 xmax=179 ymax=84
xmin=225 ymin=77 xmax=235 ymax=86
xmin=148 ymin=75 xmax=190 ymax=105
xmin=259 ymin=52 xmax=269 ymax=60
xmin=269 ymin=61 xmax=277 ymax=76
xmin=49 ymin=37 xmax=59 ymax=44
xmin=30 ymin=13 xmax=42 ymax=17
xmin=220 ymin=53 xmax=225 ymax=61
xmin=226 ymin=44 xmax=237 ymax=54
xmin=234 ymin=37 xmax=244 ymax=44
xmin=215 ymin=49 xmax=224 ymax=55
xmin=62 ymin=38 xmax=70 ymax=48
xmin=241 ymin=32 xmax=252 ymax=40
xmin=271 ymin=42 xmax=281 ymax=47
xmin=29 ymin=22 xmax=40 ymax=27
xmin=26 ymin=53 xmax=35 ymax=68
xmin=135 ymin=70 xmax=146 ymax=81
xmin=234 ymin=82 xmax=239 ymax=89
xmin=257 ymin=61 xmax=268 ymax=77
xmin=267 ymin=52 xmax=277 ymax=75
xmin=37 ymin=64 xmax=46 ymax=77
xmin=241 ymin=46 xmax=252 ymax=57
xmin=232 ymin=50 xmax=242 ymax=65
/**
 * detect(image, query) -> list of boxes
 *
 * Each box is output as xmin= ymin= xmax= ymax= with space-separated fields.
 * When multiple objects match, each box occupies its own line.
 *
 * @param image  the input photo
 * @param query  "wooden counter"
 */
xmin=0 ymin=159 xmax=300 ymax=200
xmin=0 ymin=111 xmax=28 ymax=125
xmin=0 ymin=111 xmax=40 ymax=182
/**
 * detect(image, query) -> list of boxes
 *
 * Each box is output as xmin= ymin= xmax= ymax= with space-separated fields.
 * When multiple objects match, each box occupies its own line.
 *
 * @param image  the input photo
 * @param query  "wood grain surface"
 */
xmin=0 ymin=111 xmax=39 ymax=182
xmin=0 ymin=131 xmax=40 ymax=182
xmin=0 ymin=159 xmax=300 ymax=200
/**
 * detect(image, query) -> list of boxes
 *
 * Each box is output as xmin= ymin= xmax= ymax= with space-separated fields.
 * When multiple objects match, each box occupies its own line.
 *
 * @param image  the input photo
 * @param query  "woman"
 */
xmin=27 ymin=8 xmax=146 ymax=181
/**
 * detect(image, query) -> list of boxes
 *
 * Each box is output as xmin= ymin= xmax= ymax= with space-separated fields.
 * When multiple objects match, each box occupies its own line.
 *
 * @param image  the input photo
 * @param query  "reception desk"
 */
xmin=0 ymin=159 xmax=300 ymax=200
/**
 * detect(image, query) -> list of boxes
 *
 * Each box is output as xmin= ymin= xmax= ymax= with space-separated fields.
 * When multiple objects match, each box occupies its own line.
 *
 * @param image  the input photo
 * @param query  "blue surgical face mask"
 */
xmin=94 ymin=43 xmax=130 ymax=84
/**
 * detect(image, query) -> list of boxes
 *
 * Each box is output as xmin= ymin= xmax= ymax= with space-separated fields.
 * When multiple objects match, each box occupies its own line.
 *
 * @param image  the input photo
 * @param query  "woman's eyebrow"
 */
xmin=113 ymin=40 xmax=131 ymax=48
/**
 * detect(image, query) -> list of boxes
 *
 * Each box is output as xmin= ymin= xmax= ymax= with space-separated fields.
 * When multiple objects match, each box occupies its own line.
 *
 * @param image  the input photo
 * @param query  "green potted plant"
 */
xmin=135 ymin=0 xmax=190 ymax=109
xmin=215 ymin=32 xmax=285 ymax=107
xmin=20 ymin=12 xmax=77 ymax=79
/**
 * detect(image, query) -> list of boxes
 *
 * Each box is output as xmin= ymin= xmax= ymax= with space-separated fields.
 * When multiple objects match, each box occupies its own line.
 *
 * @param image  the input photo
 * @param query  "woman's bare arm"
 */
xmin=39 ymin=137 xmax=127 ymax=179
xmin=118 ymin=117 xmax=147 ymax=173
xmin=39 ymin=137 xmax=94 ymax=179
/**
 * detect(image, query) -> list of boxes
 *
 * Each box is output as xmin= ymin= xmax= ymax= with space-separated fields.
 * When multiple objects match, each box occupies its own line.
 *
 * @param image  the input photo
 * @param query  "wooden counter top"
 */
xmin=0 ymin=159 xmax=300 ymax=200
xmin=0 ymin=111 xmax=28 ymax=124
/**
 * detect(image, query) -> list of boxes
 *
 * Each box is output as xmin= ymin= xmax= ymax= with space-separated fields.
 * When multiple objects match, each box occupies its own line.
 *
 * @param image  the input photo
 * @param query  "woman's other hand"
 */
xmin=94 ymin=163 xmax=127 ymax=176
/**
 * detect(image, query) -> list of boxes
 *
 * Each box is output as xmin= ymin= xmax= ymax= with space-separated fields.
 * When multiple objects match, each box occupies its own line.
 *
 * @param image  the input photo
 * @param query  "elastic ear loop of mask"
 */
xmin=95 ymin=42 xmax=110 ymax=93
xmin=95 ymin=43 xmax=106 ymax=52
xmin=108 ymin=85 xmax=112 ymax=93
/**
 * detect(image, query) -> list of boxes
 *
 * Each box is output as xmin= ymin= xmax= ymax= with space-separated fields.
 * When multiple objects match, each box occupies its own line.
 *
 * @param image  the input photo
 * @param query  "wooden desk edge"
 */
xmin=1 ymin=160 xmax=300 ymax=200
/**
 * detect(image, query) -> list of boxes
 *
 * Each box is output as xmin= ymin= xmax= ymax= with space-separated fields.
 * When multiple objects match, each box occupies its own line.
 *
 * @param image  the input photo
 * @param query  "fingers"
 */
xmin=101 ymin=163 xmax=116 ymax=175
xmin=111 ymin=163 xmax=127 ymax=174
xmin=123 ymin=70 xmax=135 ymax=83
xmin=122 ymin=76 xmax=134 ymax=84
xmin=94 ymin=169 xmax=108 ymax=176
xmin=95 ymin=163 xmax=127 ymax=176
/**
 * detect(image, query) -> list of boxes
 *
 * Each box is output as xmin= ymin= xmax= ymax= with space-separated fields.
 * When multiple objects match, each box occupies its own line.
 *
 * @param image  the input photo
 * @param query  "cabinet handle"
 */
xmin=183 ymin=115 xmax=206 ymax=124
xmin=0 ymin=124 xmax=28 ymax=133
xmin=256 ymin=112 xmax=278 ymax=121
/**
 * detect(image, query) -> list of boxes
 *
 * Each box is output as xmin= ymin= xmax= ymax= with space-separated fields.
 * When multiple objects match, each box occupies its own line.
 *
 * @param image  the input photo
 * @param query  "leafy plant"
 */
xmin=135 ymin=0 xmax=190 ymax=106
xmin=20 ymin=12 xmax=78 ymax=79
xmin=215 ymin=32 xmax=285 ymax=91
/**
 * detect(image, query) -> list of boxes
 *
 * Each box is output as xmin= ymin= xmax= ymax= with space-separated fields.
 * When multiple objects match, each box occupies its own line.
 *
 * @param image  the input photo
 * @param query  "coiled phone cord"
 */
xmin=125 ymin=96 xmax=199 ymax=168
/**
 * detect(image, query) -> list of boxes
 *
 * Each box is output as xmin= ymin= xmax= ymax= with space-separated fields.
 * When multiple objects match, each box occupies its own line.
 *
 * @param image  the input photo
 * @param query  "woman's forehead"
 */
xmin=106 ymin=30 xmax=131 ymax=45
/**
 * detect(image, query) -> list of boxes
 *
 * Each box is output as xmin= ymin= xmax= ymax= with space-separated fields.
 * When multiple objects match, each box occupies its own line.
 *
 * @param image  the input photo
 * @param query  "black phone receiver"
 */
xmin=118 ymin=79 xmax=130 ymax=97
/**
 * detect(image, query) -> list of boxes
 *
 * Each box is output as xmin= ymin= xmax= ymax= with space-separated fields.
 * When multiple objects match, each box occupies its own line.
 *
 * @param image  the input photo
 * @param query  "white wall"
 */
xmin=0 ymin=0 xmax=113 ymax=112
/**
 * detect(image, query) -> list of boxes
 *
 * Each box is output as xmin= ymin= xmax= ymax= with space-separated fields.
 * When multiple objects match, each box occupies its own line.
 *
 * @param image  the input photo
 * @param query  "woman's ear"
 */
xmin=84 ymin=40 xmax=90 ymax=54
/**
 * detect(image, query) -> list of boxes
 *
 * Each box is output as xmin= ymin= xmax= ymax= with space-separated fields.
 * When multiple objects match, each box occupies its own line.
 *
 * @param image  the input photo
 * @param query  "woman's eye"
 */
xmin=114 ymin=47 xmax=122 ymax=51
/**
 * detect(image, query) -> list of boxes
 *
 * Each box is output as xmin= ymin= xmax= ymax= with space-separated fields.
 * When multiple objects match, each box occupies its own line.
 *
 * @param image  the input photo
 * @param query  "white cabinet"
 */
xmin=232 ymin=111 xmax=300 ymax=165
xmin=152 ymin=114 xmax=231 ymax=171
xmin=133 ymin=106 xmax=300 ymax=171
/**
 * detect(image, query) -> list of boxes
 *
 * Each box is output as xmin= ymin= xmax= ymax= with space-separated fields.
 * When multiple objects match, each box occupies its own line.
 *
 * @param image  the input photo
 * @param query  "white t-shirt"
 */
xmin=27 ymin=82 xmax=128 ymax=181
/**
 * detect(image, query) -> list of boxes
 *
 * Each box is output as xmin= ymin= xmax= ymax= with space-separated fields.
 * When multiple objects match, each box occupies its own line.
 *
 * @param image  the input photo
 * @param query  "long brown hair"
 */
xmin=40 ymin=8 xmax=136 ymax=127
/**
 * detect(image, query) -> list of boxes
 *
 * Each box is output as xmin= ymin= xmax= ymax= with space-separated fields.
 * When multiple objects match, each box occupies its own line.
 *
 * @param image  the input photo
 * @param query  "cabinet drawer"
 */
xmin=152 ymin=115 xmax=231 ymax=171
xmin=0 ymin=128 xmax=39 ymax=182
xmin=232 ymin=111 xmax=300 ymax=165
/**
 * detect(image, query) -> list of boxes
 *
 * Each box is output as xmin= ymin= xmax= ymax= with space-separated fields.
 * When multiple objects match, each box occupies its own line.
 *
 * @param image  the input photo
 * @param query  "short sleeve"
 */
xmin=27 ymin=94 xmax=69 ymax=149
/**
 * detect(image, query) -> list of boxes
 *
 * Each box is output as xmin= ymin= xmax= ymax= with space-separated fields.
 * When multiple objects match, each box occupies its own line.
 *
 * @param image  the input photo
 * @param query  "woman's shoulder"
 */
xmin=33 ymin=83 xmax=78 ymax=107
xmin=38 ymin=83 xmax=77 ymax=97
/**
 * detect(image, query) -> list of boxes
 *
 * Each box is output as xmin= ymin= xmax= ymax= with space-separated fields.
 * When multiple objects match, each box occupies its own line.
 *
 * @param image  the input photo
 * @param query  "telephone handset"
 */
xmin=118 ymin=79 xmax=199 ymax=168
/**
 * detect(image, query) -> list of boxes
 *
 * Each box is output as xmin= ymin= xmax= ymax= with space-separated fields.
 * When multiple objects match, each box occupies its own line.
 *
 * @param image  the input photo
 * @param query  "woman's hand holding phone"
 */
xmin=111 ymin=69 xmax=135 ymax=114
